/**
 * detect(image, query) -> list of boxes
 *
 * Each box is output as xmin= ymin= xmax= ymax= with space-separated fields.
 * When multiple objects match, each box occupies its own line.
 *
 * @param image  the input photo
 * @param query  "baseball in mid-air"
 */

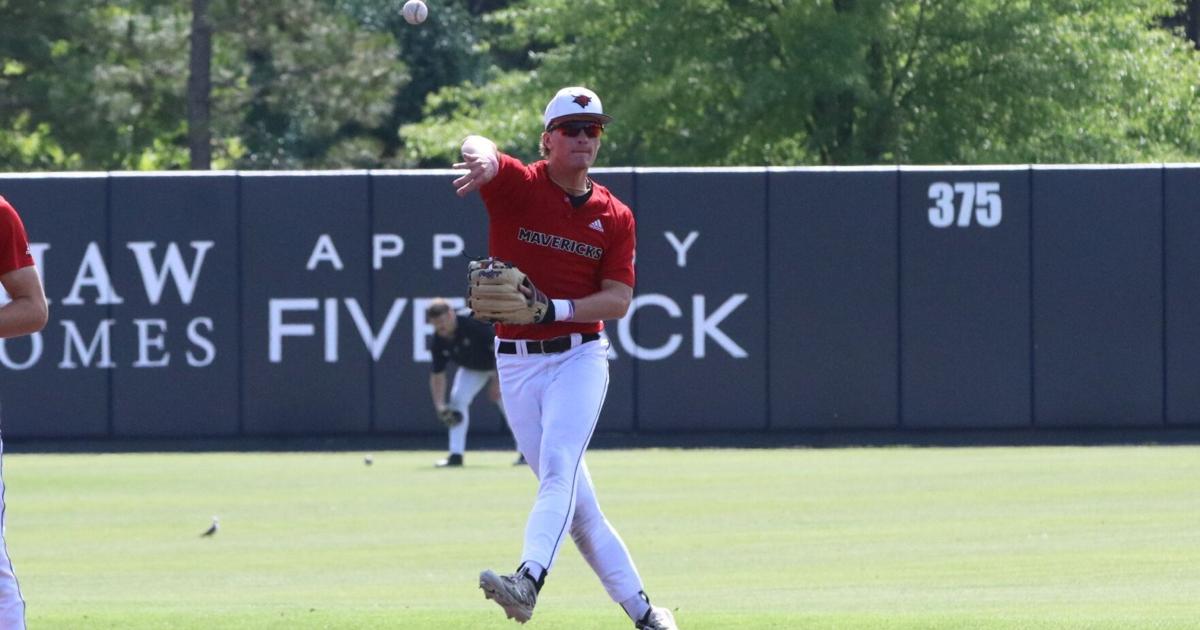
xmin=402 ymin=0 xmax=428 ymax=25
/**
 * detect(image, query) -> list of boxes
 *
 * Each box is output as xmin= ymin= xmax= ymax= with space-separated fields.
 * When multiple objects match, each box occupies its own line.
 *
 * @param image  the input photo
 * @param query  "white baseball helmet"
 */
xmin=543 ymin=86 xmax=613 ymax=129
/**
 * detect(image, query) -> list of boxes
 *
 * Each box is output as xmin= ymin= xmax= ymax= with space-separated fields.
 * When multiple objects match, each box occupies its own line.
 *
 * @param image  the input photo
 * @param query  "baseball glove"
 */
xmin=467 ymin=258 xmax=550 ymax=324
xmin=437 ymin=408 xmax=464 ymax=428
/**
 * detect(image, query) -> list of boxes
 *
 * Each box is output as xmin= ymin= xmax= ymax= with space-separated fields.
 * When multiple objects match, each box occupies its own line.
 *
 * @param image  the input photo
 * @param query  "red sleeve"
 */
xmin=479 ymin=153 xmax=535 ymax=214
xmin=600 ymin=203 xmax=636 ymax=288
xmin=0 ymin=196 xmax=35 ymax=276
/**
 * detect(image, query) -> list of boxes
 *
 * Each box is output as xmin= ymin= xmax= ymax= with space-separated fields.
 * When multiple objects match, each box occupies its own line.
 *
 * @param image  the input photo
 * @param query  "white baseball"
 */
xmin=402 ymin=0 xmax=428 ymax=25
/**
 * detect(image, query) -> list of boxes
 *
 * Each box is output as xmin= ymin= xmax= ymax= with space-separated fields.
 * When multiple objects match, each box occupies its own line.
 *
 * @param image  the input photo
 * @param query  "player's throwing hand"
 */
xmin=453 ymin=136 xmax=499 ymax=197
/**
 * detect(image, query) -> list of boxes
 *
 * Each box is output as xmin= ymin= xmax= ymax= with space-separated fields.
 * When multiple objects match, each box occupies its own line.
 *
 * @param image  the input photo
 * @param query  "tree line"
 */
xmin=2 ymin=0 xmax=1198 ymax=170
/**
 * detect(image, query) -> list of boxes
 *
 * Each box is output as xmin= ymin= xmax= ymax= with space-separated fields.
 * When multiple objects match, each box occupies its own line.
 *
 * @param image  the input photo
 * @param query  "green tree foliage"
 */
xmin=1 ymin=0 xmax=101 ymax=169
xmin=0 ymin=0 xmax=410 ymax=170
xmin=335 ymin=0 xmax=507 ymax=166
xmin=0 ymin=0 xmax=509 ymax=170
xmin=206 ymin=0 xmax=406 ymax=169
xmin=403 ymin=0 xmax=1200 ymax=166
xmin=2 ymin=2 xmax=199 ymax=169
xmin=4 ymin=0 xmax=1199 ymax=169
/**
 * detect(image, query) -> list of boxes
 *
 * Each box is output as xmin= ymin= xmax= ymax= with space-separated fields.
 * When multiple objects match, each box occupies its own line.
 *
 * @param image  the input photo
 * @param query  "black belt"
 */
xmin=497 ymin=333 xmax=600 ymax=355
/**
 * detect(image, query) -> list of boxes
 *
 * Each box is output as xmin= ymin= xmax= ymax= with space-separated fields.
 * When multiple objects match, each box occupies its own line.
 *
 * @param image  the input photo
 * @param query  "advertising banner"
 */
xmin=900 ymin=167 xmax=1031 ymax=428
xmin=1032 ymin=167 xmax=1163 ymax=427
xmin=770 ymin=169 xmax=899 ymax=429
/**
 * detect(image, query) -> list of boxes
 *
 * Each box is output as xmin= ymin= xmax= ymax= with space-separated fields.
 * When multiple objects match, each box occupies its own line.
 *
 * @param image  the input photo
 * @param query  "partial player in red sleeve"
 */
xmin=0 ymin=194 xmax=48 ymax=630
xmin=452 ymin=88 xmax=677 ymax=630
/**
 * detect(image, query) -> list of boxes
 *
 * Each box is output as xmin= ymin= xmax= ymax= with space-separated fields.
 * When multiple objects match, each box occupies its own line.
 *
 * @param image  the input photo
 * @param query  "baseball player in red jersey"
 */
xmin=0 ymin=195 xmax=48 ymax=630
xmin=452 ymin=87 xmax=678 ymax=630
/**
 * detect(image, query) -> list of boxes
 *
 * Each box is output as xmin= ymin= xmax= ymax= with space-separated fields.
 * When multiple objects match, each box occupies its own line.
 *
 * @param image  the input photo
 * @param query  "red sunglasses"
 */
xmin=550 ymin=121 xmax=605 ymax=138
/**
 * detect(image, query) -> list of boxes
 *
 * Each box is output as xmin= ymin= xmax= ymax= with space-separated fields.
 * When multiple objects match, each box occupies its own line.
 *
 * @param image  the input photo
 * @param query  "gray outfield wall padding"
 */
xmin=900 ymin=168 xmax=1031 ymax=428
xmin=1032 ymin=167 xmax=1163 ymax=427
xmin=1 ymin=166 xmax=1196 ymax=439
xmin=632 ymin=170 xmax=767 ymax=432
xmin=368 ymin=171 xmax=525 ymax=436
xmin=769 ymin=169 xmax=898 ymax=429
xmin=109 ymin=174 xmax=240 ymax=437
xmin=239 ymin=173 xmax=373 ymax=435
xmin=1165 ymin=166 xmax=1200 ymax=426
xmin=369 ymin=172 xmax=494 ymax=435
xmin=0 ymin=175 xmax=110 ymax=438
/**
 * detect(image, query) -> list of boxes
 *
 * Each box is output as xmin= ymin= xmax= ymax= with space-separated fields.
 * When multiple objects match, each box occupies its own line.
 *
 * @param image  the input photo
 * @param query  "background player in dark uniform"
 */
xmin=0 ymin=195 xmax=49 ymax=629
xmin=426 ymin=299 xmax=524 ymax=467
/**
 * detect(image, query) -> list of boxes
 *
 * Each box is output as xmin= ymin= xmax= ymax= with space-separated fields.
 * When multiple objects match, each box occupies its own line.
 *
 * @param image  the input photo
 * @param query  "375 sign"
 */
xmin=927 ymin=182 xmax=1002 ymax=228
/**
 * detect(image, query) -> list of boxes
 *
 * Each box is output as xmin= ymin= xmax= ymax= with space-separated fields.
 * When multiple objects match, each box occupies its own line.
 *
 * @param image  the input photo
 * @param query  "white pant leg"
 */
xmin=570 ymin=461 xmax=645 ymax=604
xmin=509 ymin=441 xmax=646 ymax=602
xmin=496 ymin=358 xmax=544 ymax=468
xmin=446 ymin=367 xmax=492 ymax=455
xmin=0 ymin=434 xmax=26 ymax=630
xmin=496 ymin=339 xmax=609 ymax=573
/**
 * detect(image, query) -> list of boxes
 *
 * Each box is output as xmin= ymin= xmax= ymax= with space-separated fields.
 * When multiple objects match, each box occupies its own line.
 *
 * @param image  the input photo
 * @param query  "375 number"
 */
xmin=928 ymin=182 xmax=1002 ymax=228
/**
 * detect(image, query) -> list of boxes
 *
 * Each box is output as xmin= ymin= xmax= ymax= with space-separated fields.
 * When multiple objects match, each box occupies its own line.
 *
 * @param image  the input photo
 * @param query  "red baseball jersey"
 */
xmin=0 ymin=196 xmax=35 ymax=276
xmin=480 ymin=153 xmax=636 ymax=341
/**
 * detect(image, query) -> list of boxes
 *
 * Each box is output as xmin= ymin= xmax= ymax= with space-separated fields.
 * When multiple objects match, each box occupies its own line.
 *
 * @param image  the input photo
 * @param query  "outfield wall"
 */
xmin=1 ymin=166 xmax=1197 ymax=439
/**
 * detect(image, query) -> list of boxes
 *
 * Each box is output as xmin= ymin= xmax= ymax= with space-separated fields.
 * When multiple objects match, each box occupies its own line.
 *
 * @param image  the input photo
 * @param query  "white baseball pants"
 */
xmin=446 ymin=367 xmax=497 ymax=455
xmin=495 ymin=335 xmax=645 ymax=604
xmin=0 ymin=431 xmax=25 ymax=630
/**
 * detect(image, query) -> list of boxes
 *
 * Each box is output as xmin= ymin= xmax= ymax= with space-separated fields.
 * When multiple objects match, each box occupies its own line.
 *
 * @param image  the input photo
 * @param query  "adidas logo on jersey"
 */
xmin=588 ymin=219 xmax=604 ymax=233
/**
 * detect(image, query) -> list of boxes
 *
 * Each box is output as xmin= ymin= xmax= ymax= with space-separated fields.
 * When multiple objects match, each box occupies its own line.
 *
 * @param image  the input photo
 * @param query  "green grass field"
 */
xmin=4 ymin=445 xmax=1199 ymax=629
